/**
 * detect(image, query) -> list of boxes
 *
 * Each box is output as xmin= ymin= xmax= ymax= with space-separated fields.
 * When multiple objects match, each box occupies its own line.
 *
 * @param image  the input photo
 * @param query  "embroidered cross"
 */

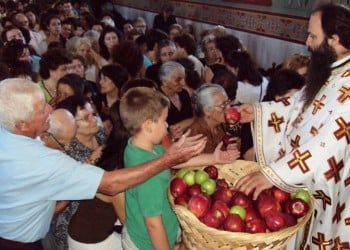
xmin=332 ymin=202 xmax=345 ymax=223
xmin=344 ymin=176 xmax=350 ymax=187
xmin=332 ymin=236 xmax=350 ymax=250
xmin=312 ymin=232 xmax=333 ymax=250
xmin=268 ymin=112 xmax=284 ymax=133
xmin=333 ymin=117 xmax=350 ymax=143
xmin=312 ymin=95 xmax=326 ymax=114
xmin=337 ymin=86 xmax=350 ymax=103
xmin=324 ymin=157 xmax=344 ymax=184
xmin=314 ymin=190 xmax=331 ymax=210
xmin=290 ymin=135 xmax=301 ymax=150
xmin=288 ymin=149 xmax=311 ymax=173
xmin=276 ymin=148 xmax=286 ymax=161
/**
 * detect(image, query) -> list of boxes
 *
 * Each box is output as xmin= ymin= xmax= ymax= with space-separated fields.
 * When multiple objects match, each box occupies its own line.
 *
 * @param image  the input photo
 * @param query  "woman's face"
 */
xmin=75 ymin=102 xmax=99 ymax=136
xmin=169 ymin=28 xmax=180 ymax=41
xmin=67 ymin=59 xmax=85 ymax=77
xmin=164 ymin=70 xmax=186 ymax=93
xmin=25 ymin=11 xmax=36 ymax=25
xmin=48 ymin=18 xmax=61 ymax=35
xmin=205 ymin=42 xmax=220 ymax=61
xmin=57 ymin=83 xmax=74 ymax=103
xmin=208 ymin=92 xmax=230 ymax=125
xmin=77 ymin=43 xmax=91 ymax=58
xmin=123 ymin=23 xmax=133 ymax=35
xmin=99 ymin=73 xmax=117 ymax=94
xmin=104 ymin=32 xmax=119 ymax=50
xmin=159 ymin=45 xmax=175 ymax=64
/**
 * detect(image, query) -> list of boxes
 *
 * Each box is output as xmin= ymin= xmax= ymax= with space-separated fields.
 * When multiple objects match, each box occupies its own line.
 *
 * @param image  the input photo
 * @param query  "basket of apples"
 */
xmin=168 ymin=160 xmax=314 ymax=250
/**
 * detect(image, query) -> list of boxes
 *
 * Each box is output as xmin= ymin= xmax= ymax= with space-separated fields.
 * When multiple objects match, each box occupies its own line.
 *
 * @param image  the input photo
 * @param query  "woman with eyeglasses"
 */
xmin=54 ymin=95 xmax=108 ymax=250
xmin=188 ymin=83 xmax=240 ymax=154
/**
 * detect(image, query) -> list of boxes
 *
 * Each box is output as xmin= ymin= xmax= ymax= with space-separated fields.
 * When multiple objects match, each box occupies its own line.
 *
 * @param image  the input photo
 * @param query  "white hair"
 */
xmin=0 ymin=78 xmax=43 ymax=131
xmin=159 ymin=61 xmax=185 ymax=82
xmin=47 ymin=109 xmax=76 ymax=138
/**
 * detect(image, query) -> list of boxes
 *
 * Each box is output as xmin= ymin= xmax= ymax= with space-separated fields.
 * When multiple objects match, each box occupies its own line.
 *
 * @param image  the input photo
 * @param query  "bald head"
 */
xmin=42 ymin=109 xmax=77 ymax=150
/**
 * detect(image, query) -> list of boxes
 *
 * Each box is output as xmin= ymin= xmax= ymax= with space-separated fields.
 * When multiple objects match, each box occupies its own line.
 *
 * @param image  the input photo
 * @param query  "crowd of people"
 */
xmin=0 ymin=0 xmax=349 ymax=249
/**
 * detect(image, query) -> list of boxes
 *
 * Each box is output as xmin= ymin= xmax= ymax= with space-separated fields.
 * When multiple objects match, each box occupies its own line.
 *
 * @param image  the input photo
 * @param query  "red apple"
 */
xmin=188 ymin=193 xmax=211 ymax=218
xmin=245 ymin=207 xmax=261 ymax=222
xmin=203 ymin=165 xmax=218 ymax=180
xmin=201 ymin=208 xmax=225 ymax=229
xmin=289 ymin=198 xmax=309 ymax=218
xmin=222 ymin=133 xmax=234 ymax=148
xmin=282 ymin=199 xmax=293 ymax=214
xmin=282 ymin=213 xmax=297 ymax=227
xmin=264 ymin=211 xmax=286 ymax=232
xmin=170 ymin=177 xmax=188 ymax=198
xmin=224 ymin=107 xmax=241 ymax=124
xmin=216 ymin=178 xmax=229 ymax=189
xmin=174 ymin=193 xmax=190 ymax=206
xmin=272 ymin=187 xmax=290 ymax=204
xmin=231 ymin=191 xmax=253 ymax=209
xmin=187 ymin=184 xmax=202 ymax=197
xmin=257 ymin=194 xmax=281 ymax=218
xmin=223 ymin=214 xmax=245 ymax=232
xmin=212 ymin=200 xmax=230 ymax=218
xmin=213 ymin=187 xmax=233 ymax=205
xmin=246 ymin=218 xmax=266 ymax=233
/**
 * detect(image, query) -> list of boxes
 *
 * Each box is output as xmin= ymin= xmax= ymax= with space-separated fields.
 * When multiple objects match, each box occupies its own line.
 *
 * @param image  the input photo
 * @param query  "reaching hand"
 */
xmin=237 ymin=104 xmax=255 ymax=123
xmin=214 ymin=141 xmax=240 ymax=164
xmin=235 ymin=171 xmax=273 ymax=200
xmin=165 ymin=129 xmax=207 ymax=165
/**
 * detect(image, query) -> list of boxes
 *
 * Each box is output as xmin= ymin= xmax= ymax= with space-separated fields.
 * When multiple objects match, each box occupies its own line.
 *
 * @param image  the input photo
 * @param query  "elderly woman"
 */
xmin=188 ymin=83 xmax=235 ymax=154
xmin=159 ymin=61 xmax=193 ymax=138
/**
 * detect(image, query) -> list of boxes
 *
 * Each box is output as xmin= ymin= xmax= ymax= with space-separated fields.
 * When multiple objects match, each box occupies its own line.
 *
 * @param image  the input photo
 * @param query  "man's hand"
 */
xmin=237 ymin=104 xmax=255 ymax=123
xmin=214 ymin=141 xmax=240 ymax=164
xmin=164 ymin=129 xmax=207 ymax=166
xmin=235 ymin=171 xmax=273 ymax=200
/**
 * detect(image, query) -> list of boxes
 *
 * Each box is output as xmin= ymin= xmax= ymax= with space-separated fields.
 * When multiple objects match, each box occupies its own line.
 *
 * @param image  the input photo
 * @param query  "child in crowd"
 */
xmin=119 ymin=87 xmax=239 ymax=250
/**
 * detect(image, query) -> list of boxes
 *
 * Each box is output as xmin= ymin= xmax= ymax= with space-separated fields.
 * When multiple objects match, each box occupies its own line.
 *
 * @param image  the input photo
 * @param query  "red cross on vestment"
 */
xmin=268 ymin=112 xmax=284 ymax=133
xmin=290 ymin=135 xmax=301 ymax=150
xmin=312 ymin=95 xmax=326 ymax=115
xmin=312 ymin=232 xmax=333 ymax=250
xmin=314 ymin=190 xmax=331 ymax=210
xmin=333 ymin=117 xmax=350 ymax=143
xmin=332 ymin=202 xmax=345 ymax=223
xmin=331 ymin=236 xmax=350 ymax=250
xmin=288 ymin=149 xmax=311 ymax=173
xmin=337 ymin=86 xmax=350 ymax=103
xmin=324 ymin=157 xmax=344 ymax=184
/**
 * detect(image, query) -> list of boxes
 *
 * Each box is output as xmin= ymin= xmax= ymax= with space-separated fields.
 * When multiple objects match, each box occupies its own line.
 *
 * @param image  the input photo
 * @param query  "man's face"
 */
xmin=6 ymin=28 xmax=25 ymax=43
xmin=16 ymin=14 xmax=29 ymax=29
xmin=306 ymin=12 xmax=326 ymax=52
xmin=61 ymin=24 xmax=72 ymax=39
xmin=27 ymin=94 xmax=53 ymax=138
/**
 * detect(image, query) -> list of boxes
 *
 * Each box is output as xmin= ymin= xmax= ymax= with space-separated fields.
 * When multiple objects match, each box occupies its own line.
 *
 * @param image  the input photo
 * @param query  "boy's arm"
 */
xmin=173 ymin=142 xmax=240 ymax=169
xmin=145 ymin=215 xmax=171 ymax=250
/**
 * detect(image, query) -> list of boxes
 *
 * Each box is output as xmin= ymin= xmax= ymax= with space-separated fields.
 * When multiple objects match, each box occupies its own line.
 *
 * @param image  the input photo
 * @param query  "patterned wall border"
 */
xmin=111 ymin=0 xmax=308 ymax=44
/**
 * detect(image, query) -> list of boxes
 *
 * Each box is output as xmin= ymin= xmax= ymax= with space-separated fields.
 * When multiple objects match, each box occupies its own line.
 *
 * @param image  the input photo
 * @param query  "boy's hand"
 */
xmin=165 ymin=130 xmax=207 ymax=166
xmin=214 ymin=141 xmax=240 ymax=164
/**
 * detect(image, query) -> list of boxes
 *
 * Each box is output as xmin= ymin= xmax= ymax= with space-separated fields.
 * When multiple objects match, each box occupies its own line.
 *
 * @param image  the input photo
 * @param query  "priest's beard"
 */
xmin=303 ymin=39 xmax=337 ymax=108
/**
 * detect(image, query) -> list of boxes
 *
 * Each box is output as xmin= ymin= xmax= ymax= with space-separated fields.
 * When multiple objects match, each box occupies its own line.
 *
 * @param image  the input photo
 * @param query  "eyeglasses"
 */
xmin=43 ymin=131 xmax=66 ymax=151
xmin=216 ymin=99 xmax=231 ymax=109
xmin=75 ymin=113 xmax=97 ymax=122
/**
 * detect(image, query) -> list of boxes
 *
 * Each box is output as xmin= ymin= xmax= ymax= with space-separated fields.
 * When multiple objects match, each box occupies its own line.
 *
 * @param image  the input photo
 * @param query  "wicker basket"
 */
xmin=169 ymin=160 xmax=314 ymax=250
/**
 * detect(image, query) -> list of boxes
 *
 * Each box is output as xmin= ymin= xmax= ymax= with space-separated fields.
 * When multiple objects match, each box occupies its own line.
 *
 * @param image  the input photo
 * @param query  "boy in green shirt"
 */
xmin=120 ymin=87 xmax=239 ymax=249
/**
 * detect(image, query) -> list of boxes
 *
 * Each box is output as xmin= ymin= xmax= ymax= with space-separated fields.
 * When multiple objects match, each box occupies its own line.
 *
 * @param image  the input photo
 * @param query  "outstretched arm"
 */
xmin=98 ymin=132 xmax=206 ymax=195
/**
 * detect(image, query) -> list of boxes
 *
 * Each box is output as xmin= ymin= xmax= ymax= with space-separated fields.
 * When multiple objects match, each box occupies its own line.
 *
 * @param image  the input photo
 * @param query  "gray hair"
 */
xmin=192 ymin=83 xmax=227 ymax=117
xmin=0 ymin=78 xmax=43 ymax=131
xmin=159 ymin=61 xmax=185 ymax=82
xmin=47 ymin=109 xmax=75 ymax=138
xmin=201 ymin=34 xmax=216 ymax=53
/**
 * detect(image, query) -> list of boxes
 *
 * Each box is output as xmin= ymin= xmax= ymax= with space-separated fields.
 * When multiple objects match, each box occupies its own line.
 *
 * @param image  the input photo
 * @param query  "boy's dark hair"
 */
xmin=39 ymin=48 xmax=72 ymax=79
xmin=173 ymin=33 xmax=196 ymax=55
